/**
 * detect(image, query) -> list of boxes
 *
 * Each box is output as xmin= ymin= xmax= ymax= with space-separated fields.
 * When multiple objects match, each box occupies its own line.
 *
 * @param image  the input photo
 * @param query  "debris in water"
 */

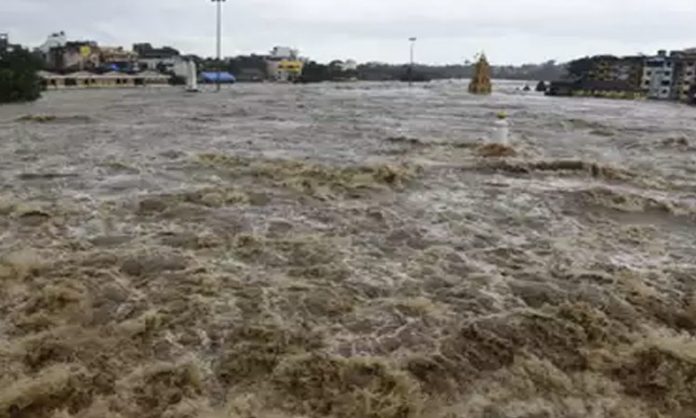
xmin=16 ymin=115 xmax=57 ymax=123
xmin=477 ymin=143 xmax=517 ymax=158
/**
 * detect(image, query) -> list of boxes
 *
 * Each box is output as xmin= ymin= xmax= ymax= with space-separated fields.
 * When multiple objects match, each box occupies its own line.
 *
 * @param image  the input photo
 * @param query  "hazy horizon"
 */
xmin=3 ymin=0 xmax=696 ymax=65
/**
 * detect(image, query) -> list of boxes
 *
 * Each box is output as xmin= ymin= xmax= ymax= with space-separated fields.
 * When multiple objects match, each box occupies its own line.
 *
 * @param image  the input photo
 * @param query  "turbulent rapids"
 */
xmin=0 ymin=81 xmax=695 ymax=418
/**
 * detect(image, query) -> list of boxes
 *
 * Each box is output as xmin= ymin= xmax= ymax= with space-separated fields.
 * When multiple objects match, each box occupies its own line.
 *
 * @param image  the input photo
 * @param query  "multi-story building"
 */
xmin=46 ymin=41 xmax=101 ymax=72
xmin=611 ymin=56 xmax=644 ymax=89
xmin=585 ymin=55 xmax=644 ymax=89
xmin=101 ymin=47 xmax=137 ymax=64
xmin=642 ymin=51 xmax=675 ymax=100
xmin=266 ymin=46 xmax=303 ymax=82
xmin=552 ymin=48 xmax=696 ymax=104
xmin=671 ymin=49 xmax=696 ymax=102
xmin=548 ymin=54 xmax=645 ymax=98
xmin=587 ymin=55 xmax=618 ymax=81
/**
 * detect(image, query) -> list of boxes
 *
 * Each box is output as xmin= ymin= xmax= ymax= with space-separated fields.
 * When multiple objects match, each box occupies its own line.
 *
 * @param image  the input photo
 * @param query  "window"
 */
xmin=662 ymin=89 xmax=669 ymax=94
xmin=687 ymin=72 xmax=694 ymax=76
xmin=644 ymin=80 xmax=650 ymax=85
xmin=646 ymin=71 xmax=652 ymax=76
xmin=665 ymin=72 xmax=671 ymax=77
xmin=662 ymin=80 xmax=671 ymax=86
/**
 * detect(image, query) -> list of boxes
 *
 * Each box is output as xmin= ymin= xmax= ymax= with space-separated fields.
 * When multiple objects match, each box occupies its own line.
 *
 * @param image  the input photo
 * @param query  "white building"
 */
xmin=270 ymin=46 xmax=298 ymax=60
xmin=133 ymin=43 xmax=182 ymax=73
xmin=138 ymin=56 xmax=181 ymax=71
xmin=37 ymin=31 xmax=67 ymax=55
xmin=642 ymin=51 xmax=674 ymax=100
xmin=266 ymin=46 xmax=303 ymax=82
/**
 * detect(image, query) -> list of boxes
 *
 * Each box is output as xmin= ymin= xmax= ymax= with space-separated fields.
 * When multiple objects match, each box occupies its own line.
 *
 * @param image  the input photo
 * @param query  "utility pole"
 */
xmin=212 ymin=0 xmax=226 ymax=92
xmin=409 ymin=37 xmax=417 ymax=86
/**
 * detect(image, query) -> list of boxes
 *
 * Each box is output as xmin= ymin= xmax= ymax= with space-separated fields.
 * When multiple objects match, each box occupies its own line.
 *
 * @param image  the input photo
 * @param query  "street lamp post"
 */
xmin=409 ymin=37 xmax=417 ymax=86
xmin=212 ymin=0 xmax=226 ymax=92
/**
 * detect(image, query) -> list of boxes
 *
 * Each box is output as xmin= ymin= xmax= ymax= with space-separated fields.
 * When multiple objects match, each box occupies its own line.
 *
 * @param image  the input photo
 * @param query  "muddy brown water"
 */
xmin=0 ymin=81 xmax=695 ymax=418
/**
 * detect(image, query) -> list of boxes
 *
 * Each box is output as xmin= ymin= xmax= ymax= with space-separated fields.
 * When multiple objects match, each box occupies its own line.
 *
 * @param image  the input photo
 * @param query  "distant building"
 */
xmin=587 ymin=55 xmax=618 ymax=81
xmin=37 ymin=31 xmax=67 ymax=56
xmin=584 ymin=55 xmax=644 ymax=89
xmin=270 ymin=46 xmax=298 ymax=60
xmin=548 ymin=48 xmax=696 ymax=103
xmin=642 ymin=51 xmax=675 ymax=100
xmin=100 ymin=46 xmax=138 ymax=71
xmin=267 ymin=60 xmax=304 ymax=82
xmin=0 ymin=33 xmax=8 ymax=53
xmin=35 ymin=32 xmax=97 ymax=71
xmin=670 ymin=50 xmax=696 ymax=102
xmin=39 ymin=70 xmax=170 ymax=90
xmin=134 ymin=43 xmax=182 ymax=72
xmin=612 ymin=57 xmax=644 ymax=89
xmin=546 ymin=78 xmax=643 ymax=99
xmin=577 ymin=80 xmax=643 ymax=98
xmin=46 ymin=41 xmax=101 ymax=72
xmin=266 ymin=46 xmax=303 ymax=81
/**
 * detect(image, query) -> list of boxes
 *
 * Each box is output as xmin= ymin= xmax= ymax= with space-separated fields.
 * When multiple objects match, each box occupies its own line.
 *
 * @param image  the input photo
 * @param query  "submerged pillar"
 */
xmin=186 ymin=60 xmax=199 ymax=92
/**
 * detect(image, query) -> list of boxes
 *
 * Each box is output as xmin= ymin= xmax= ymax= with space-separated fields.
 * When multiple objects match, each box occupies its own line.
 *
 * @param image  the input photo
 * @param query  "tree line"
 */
xmin=200 ymin=57 xmax=567 ymax=83
xmin=0 ymin=46 xmax=43 ymax=103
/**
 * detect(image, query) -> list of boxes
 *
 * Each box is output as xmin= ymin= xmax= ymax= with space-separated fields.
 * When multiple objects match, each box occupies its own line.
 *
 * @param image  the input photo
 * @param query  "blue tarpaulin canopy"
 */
xmin=200 ymin=71 xmax=236 ymax=83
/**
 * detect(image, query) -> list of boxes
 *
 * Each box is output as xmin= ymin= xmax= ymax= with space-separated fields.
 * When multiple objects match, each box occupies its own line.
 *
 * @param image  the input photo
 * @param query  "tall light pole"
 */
xmin=409 ymin=37 xmax=417 ymax=86
xmin=212 ymin=0 xmax=226 ymax=92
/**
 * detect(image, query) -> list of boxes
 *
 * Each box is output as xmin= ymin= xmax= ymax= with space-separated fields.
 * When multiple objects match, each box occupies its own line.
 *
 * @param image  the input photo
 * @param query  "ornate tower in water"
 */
xmin=468 ymin=53 xmax=492 ymax=95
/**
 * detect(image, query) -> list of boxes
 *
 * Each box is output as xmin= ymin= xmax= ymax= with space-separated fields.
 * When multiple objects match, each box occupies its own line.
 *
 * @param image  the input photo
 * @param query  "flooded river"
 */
xmin=1 ymin=81 xmax=695 ymax=418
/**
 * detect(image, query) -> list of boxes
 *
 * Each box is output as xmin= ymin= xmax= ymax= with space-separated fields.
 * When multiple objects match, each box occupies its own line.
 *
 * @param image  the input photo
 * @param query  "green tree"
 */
xmin=0 ymin=47 xmax=43 ymax=103
xmin=300 ymin=61 xmax=330 ymax=83
xmin=566 ymin=57 xmax=594 ymax=80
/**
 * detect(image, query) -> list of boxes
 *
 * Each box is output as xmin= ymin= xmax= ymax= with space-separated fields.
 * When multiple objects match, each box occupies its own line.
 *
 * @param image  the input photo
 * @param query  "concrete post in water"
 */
xmin=408 ymin=37 xmax=417 ymax=86
xmin=491 ymin=112 xmax=509 ymax=144
xmin=186 ymin=59 xmax=199 ymax=92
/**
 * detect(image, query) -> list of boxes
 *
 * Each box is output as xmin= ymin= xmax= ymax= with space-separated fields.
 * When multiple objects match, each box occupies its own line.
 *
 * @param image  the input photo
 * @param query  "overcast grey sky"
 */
xmin=2 ymin=0 xmax=695 ymax=64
